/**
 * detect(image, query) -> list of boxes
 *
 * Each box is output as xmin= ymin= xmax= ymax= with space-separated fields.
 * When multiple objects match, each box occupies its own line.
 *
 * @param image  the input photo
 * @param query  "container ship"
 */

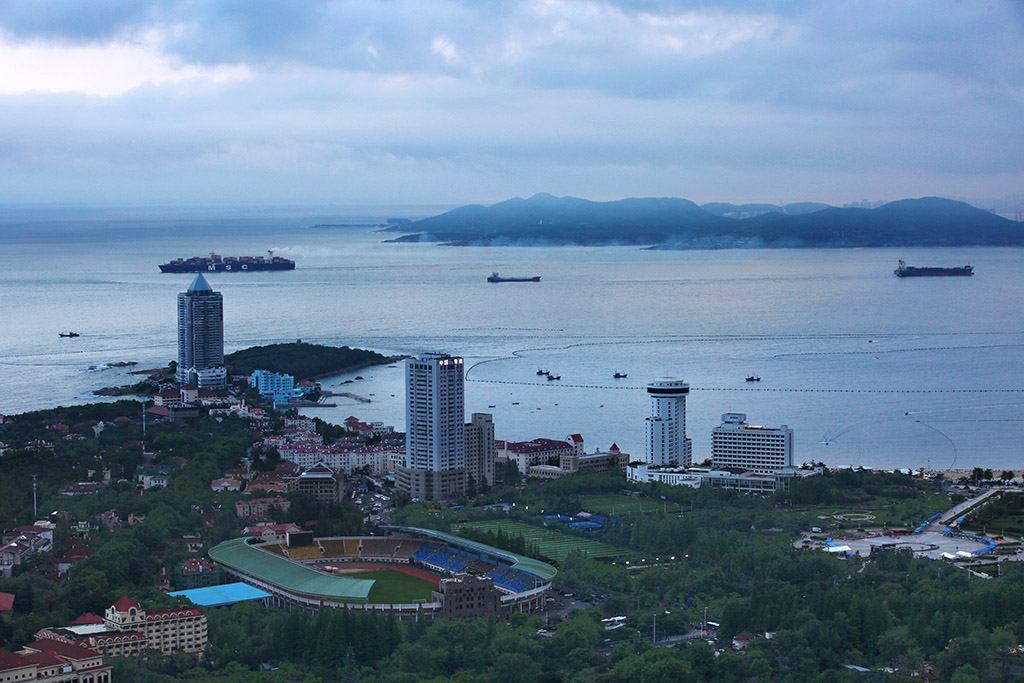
xmin=159 ymin=251 xmax=295 ymax=273
xmin=487 ymin=272 xmax=541 ymax=283
xmin=893 ymin=259 xmax=973 ymax=277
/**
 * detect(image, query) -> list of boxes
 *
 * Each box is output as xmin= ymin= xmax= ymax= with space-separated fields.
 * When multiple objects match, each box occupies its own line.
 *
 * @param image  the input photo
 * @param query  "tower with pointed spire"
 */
xmin=176 ymin=273 xmax=226 ymax=388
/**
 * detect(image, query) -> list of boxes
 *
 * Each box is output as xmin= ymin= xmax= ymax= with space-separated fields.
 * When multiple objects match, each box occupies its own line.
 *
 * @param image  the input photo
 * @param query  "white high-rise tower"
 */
xmin=644 ymin=378 xmax=691 ymax=467
xmin=397 ymin=353 xmax=466 ymax=501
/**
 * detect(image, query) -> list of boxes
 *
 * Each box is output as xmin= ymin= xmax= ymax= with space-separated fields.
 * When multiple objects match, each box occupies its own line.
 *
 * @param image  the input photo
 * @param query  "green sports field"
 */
xmin=350 ymin=570 xmax=437 ymax=604
xmin=581 ymin=494 xmax=682 ymax=517
xmin=457 ymin=519 xmax=629 ymax=563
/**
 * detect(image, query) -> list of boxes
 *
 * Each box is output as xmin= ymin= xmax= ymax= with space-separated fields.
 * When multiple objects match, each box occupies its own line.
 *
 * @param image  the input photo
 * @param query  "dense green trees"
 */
xmin=224 ymin=343 xmax=385 ymax=379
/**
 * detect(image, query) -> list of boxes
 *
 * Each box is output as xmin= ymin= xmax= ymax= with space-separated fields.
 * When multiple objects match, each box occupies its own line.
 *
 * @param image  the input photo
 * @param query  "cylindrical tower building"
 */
xmin=644 ymin=378 xmax=691 ymax=467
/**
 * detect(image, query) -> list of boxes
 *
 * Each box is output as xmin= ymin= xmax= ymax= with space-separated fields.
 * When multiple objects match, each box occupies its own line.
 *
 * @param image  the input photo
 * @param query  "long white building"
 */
xmin=397 ymin=353 xmax=466 ymax=501
xmin=644 ymin=378 xmax=692 ymax=467
xmin=711 ymin=413 xmax=793 ymax=474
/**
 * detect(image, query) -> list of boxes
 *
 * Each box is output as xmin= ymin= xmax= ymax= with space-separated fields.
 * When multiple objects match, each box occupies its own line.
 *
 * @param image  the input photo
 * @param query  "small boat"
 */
xmin=613 ymin=372 xmax=628 ymax=378
xmin=536 ymin=369 xmax=549 ymax=376
xmin=59 ymin=331 xmax=80 ymax=338
xmin=547 ymin=374 xmax=561 ymax=381
xmin=512 ymin=402 xmax=520 ymax=405
xmin=746 ymin=375 xmax=761 ymax=382
xmin=488 ymin=405 xmax=496 ymax=408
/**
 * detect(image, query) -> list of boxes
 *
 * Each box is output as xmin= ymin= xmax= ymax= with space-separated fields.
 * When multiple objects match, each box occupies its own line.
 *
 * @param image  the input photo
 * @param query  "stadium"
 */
xmin=208 ymin=527 xmax=556 ymax=620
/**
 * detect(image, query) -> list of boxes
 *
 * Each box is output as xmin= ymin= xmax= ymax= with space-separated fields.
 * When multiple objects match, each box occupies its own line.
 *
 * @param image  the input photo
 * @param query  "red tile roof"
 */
xmin=23 ymin=639 xmax=101 ymax=661
xmin=0 ymin=650 xmax=31 ymax=672
xmin=0 ymin=592 xmax=14 ymax=612
xmin=70 ymin=612 xmax=103 ymax=625
xmin=112 ymin=596 xmax=140 ymax=612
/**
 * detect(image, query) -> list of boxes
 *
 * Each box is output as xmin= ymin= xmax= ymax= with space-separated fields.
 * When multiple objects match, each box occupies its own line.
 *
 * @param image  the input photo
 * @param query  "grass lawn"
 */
xmin=457 ymin=519 xmax=629 ymax=563
xmin=352 ymin=570 xmax=437 ymax=604
xmin=580 ymin=494 xmax=681 ymax=517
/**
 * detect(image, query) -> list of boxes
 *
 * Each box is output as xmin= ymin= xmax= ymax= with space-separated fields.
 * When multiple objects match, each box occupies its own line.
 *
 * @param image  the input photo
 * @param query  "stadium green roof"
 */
xmin=399 ymin=527 xmax=557 ymax=582
xmin=208 ymin=538 xmax=374 ymax=602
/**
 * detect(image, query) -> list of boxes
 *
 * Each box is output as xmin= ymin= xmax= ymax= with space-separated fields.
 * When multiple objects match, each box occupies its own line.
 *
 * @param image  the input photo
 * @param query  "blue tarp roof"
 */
xmin=168 ymin=582 xmax=271 ymax=607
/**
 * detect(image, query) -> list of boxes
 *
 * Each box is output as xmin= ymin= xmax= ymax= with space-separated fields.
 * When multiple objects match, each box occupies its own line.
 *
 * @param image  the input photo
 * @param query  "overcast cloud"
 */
xmin=0 ymin=0 xmax=1022 ymax=206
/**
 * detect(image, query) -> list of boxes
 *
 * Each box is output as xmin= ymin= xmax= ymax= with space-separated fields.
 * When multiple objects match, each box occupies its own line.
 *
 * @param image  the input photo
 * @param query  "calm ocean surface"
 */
xmin=2 ymin=207 xmax=1022 ymax=471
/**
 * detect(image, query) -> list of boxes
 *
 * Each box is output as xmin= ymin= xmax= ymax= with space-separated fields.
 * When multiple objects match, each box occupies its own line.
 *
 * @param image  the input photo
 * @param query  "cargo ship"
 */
xmin=893 ymin=259 xmax=973 ymax=277
xmin=487 ymin=272 xmax=541 ymax=283
xmin=159 ymin=251 xmax=295 ymax=273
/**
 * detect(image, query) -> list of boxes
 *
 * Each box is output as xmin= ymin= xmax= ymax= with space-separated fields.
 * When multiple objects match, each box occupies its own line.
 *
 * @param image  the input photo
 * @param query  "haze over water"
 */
xmin=2 ymin=208 xmax=1022 ymax=472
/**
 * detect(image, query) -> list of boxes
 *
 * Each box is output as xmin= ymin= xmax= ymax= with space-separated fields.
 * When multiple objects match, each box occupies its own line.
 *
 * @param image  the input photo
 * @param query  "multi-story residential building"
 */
xmin=396 ymin=353 xmax=466 ymax=501
xmin=176 ymin=274 xmax=225 ymax=389
xmin=34 ymin=597 xmax=207 ymax=659
xmin=528 ymin=446 xmax=631 ymax=479
xmin=644 ymin=378 xmax=692 ymax=468
xmin=284 ymin=464 xmax=345 ymax=503
xmin=497 ymin=438 xmax=574 ymax=475
xmin=711 ymin=413 xmax=793 ymax=474
xmin=234 ymin=497 xmax=290 ymax=521
xmin=250 ymin=370 xmax=309 ymax=406
xmin=465 ymin=413 xmax=496 ymax=488
xmin=176 ymin=558 xmax=223 ymax=591
xmin=0 ymin=640 xmax=112 ymax=683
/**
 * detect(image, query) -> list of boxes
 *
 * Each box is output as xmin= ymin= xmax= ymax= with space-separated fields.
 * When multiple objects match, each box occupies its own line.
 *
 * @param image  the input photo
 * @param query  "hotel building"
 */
xmin=711 ymin=413 xmax=793 ymax=474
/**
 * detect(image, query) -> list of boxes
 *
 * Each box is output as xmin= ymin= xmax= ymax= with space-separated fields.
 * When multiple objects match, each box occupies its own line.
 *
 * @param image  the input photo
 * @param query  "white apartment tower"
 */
xmin=644 ymin=378 xmax=692 ymax=467
xmin=176 ymin=273 xmax=226 ymax=389
xmin=711 ymin=413 xmax=793 ymax=474
xmin=397 ymin=353 xmax=466 ymax=501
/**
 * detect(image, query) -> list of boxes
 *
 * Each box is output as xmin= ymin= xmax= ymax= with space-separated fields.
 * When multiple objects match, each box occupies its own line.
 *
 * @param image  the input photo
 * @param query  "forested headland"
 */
xmin=225 ymin=342 xmax=388 ymax=379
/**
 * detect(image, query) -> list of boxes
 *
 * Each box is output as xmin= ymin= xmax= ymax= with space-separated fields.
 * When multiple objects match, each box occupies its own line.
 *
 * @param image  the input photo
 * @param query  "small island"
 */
xmin=224 ymin=342 xmax=393 ymax=380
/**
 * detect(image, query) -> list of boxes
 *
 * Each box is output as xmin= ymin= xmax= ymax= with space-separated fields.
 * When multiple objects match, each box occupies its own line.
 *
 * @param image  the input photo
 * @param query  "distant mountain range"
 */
xmin=383 ymin=194 xmax=1022 ymax=248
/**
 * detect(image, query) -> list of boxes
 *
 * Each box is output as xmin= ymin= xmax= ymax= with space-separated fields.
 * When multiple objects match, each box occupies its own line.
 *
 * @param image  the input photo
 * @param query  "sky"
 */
xmin=0 ymin=0 xmax=1022 ymax=208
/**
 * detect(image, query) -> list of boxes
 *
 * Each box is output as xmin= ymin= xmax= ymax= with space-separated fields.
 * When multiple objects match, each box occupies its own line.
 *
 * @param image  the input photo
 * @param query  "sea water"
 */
xmin=1 ymin=206 xmax=1022 ymax=471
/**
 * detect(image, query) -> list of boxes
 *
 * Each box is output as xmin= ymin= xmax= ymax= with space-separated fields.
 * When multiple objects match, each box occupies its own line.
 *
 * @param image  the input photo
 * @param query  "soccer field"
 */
xmin=581 ymin=494 xmax=681 ymax=517
xmin=457 ymin=520 xmax=629 ymax=563
xmin=349 ymin=569 xmax=438 ymax=604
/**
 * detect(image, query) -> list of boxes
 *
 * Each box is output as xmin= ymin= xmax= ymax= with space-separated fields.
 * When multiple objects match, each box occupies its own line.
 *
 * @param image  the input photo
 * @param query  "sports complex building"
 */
xmin=207 ymin=527 xmax=556 ymax=620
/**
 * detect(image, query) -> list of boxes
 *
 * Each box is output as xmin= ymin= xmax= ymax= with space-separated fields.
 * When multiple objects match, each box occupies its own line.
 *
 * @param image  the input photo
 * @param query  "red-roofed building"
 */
xmin=35 ymin=597 xmax=209 ymax=657
xmin=11 ymin=638 xmax=113 ymax=682
xmin=242 ymin=523 xmax=301 ymax=544
xmin=498 ymin=438 xmax=575 ymax=474
xmin=0 ymin=591 xmax=13 ymax=615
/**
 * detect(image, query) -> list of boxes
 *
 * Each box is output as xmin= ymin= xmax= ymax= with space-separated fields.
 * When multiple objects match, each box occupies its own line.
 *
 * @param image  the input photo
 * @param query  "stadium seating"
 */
xmin=286 ymin=545 xmax=323 ymax=561
xmin=359 ymin=538 xmax=396 ymax=559
xmin=317 ymin=539 xmax=357 ymax=559
xmin=469 ymin=560 xmax=495 ymax=573
xmin=391 ymin=539 xmax=423 ymax=560
xmin=411 ymin=543 xmax=473 ymax=573
xmin=486 ymin=566 xmax=535 ymax=592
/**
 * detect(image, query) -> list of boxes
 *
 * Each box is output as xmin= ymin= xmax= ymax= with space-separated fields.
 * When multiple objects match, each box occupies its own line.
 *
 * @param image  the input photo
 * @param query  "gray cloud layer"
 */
xmin=0 ymin=0 xmax=1022 ymax=205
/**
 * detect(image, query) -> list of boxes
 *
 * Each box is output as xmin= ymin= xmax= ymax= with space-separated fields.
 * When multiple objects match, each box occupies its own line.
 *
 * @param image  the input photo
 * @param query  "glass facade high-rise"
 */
xmin=176 ymin=273 xmax=226 ymax=388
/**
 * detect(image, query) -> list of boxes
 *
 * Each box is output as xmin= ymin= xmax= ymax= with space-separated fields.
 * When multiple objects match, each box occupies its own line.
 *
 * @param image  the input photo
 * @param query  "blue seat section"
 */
xmin=486 ymin=566 xmax=535 ymax=592
xmin=412 ymin=543 xmax=474 ymax=572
